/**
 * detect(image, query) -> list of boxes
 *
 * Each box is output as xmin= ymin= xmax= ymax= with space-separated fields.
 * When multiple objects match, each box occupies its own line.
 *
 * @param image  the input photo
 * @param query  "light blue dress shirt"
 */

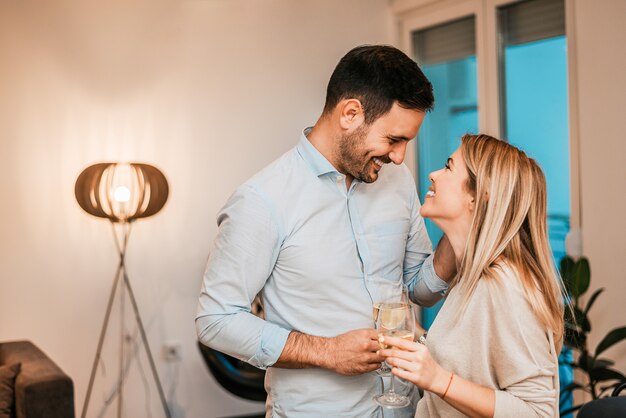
xmin=196 ymin=129 xmax=448 ymax=417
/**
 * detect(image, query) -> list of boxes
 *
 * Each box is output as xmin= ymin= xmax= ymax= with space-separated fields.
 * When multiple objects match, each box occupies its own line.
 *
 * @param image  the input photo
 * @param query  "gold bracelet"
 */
xmin=441 ymin=373 xmax=454 ymax=400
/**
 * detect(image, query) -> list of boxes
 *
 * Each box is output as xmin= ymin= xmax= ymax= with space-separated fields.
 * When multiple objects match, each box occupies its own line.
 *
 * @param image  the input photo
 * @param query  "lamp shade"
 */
xmin=75 ymin=163 xmax=169 ymax=223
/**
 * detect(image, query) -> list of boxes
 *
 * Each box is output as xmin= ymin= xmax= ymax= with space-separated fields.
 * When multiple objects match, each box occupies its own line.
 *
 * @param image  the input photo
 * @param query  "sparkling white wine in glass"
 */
xmin=378 ymin=302 xmax=408 ymax=328
xmin=373 ymin=303 xmax=381 ymax=322
xmin=374 ymin=301 xmax=416 ymax=408
xmin=378 ymin=328 xmax=414 ymax=349
xmin=372 ymin=281 xmax=410 ymax=377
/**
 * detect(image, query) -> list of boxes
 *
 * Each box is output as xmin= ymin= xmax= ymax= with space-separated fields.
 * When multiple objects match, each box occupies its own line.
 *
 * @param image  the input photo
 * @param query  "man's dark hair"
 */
xmin=322 ymin=45 xmax=434 ymax=124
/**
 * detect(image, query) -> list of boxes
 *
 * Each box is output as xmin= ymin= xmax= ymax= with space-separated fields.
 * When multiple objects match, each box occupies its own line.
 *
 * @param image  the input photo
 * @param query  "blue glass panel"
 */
xmin=418 ymin=56 xmax=478 ymax=329
xmin=504 ymin=37 xmax=570 ymax=260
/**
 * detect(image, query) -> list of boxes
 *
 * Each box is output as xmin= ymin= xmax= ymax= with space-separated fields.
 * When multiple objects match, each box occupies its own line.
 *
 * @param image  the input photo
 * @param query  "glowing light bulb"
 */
xmin=114 ymin=186 xmax=131 ymax=202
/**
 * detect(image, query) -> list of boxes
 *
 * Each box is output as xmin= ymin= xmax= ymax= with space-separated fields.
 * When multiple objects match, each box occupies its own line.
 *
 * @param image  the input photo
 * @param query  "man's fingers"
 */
xmin=363 ymin=329 xmax=381 ymax=340
xmin=365 ymin=362 xmax=382 ymax=373
xmin=365 ymin=352 xmax=385 ymax=364
xmin=367 ymin=341 xmax=382 ymax=352
xmin=337 ymin=359 xmax=383 ymax=376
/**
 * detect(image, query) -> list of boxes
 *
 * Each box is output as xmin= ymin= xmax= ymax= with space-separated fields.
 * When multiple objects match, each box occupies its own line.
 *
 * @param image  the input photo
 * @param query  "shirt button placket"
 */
xmin=336 ymin=175 xmax=344 ymax=194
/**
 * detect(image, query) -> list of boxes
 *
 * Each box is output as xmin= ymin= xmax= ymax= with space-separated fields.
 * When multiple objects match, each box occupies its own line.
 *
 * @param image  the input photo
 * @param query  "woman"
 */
xmin=380 ymin=134 xmax=566 ymax=417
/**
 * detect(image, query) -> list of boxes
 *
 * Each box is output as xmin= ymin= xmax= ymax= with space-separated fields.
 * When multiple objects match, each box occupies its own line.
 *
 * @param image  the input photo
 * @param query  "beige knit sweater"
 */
xmin=416 ymin=264 xmax=559 ymax=418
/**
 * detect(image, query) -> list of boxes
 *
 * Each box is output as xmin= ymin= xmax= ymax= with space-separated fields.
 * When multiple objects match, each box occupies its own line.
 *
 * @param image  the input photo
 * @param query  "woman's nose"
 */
xmin=428 ymin=169 xmax=442 ymax=183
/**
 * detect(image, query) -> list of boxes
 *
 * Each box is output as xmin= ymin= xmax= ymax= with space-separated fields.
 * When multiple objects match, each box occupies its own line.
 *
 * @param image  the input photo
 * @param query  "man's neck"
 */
xmin=306 ymin=120 xmax=337 ymax=166
xmin=306 ymin=120 xmax=354 ymax=189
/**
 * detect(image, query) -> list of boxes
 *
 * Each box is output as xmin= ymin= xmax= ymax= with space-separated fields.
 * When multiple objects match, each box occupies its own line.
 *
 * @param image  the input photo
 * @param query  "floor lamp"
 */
xmin=75 ymin=162 xmax=172 ymax=418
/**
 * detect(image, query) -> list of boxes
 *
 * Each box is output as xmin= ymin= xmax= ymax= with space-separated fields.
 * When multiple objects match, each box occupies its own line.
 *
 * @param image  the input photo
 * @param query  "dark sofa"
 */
xmin=0 ymin=341 xmax=74 ymax=418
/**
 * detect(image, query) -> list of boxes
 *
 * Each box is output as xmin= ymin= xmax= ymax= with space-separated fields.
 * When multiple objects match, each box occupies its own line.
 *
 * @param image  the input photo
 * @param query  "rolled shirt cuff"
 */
xmin=421 ymin=254 xmax=448 ymax=295
xmin=249 ymin=322 xmax=291 ymax=370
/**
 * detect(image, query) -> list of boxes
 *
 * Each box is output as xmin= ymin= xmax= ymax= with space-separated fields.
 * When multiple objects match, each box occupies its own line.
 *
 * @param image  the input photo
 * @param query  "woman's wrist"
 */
xmin=429 ymin=366 xmax=452 ymax=397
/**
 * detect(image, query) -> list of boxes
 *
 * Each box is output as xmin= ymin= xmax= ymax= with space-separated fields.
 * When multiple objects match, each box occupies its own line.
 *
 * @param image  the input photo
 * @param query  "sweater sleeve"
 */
xmin=476 ymin=273 xmax=559 ymax=418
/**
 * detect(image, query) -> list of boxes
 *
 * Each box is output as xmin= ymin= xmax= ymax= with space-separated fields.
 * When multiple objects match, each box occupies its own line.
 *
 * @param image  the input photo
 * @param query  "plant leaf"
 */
xmin=559 ymin=381 xmax=583 ymax=408
xmin=577 ymin=350 xmax=591 ymax=372
xmin=565 ymin=328 xmax=586 ymax=350
xmin=598 ymin=381 xmax=621 ymax=397
xmin=589 ymin=367 xmax=626 ymax=383
xmin=574 ymin=306 xmax=590 ymax=333
xmin=583 ymin=287 xmax=604 ymax=316
xmin=560 ymin=256 xmax=575 ymax=292
xmin=595 ymin=326 xmax=626 ymax=357
xmin=560 ymin=404 xmax=584 ymax=416
xmin=592 ymin=358 xmax=615 ymax=369
xmin=572 ymin=257 xmax=591 ymax=298
xmin=560 ymin=381 xmax=586 ymax=395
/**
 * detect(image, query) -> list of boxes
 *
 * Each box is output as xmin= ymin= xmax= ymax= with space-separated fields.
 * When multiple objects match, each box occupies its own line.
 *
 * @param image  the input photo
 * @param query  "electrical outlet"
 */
xmin=161 ymin=341 xmax=181 ymax=362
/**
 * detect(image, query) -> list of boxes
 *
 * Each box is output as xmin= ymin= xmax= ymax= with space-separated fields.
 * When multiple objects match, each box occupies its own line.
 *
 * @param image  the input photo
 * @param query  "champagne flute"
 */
xmin=372 ymin=281 xmax=410 ymax=376
xmin=373 ymin=299 xmax=416 ymax=408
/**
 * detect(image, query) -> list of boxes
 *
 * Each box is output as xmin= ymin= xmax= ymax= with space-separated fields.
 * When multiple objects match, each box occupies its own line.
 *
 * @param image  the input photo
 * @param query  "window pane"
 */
xmin=412 ymin=16 xmax=478 ymax=329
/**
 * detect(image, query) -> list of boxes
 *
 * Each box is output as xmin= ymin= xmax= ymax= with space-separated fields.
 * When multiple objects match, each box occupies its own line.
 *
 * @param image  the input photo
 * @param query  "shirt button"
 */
xmin=336 ymin=175 xmax=343 ymax=181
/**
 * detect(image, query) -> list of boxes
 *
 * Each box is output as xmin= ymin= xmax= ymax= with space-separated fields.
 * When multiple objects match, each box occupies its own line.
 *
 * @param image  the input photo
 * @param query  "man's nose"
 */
xmin=389 ymin=142 xmax=407 ymax=165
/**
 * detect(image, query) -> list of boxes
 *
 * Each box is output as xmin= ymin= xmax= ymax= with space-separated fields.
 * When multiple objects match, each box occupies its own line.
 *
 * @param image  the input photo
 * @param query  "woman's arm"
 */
xmin=381 ymin=301 xmax=557 ymax=418
xmin=380 ymin=336 xmax=495 ymax=418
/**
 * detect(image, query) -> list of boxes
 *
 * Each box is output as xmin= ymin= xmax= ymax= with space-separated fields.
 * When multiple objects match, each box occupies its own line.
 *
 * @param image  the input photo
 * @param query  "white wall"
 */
xmin=0 ymin=1 xmax=392 ymax=417
xmin=572 ymin=0 xmax=626 ymax=376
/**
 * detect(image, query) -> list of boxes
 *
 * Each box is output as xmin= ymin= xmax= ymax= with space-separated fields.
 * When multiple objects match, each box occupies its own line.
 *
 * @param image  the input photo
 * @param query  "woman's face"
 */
xmin=419 ymin=147 xmax=474 ymax=230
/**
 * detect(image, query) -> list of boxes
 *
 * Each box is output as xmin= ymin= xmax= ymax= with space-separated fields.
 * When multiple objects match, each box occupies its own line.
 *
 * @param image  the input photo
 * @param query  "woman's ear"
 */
xmin=338 ymin=99 xmax=365 ymax=131
xmin=468 ymin=196 xmax=476 ymax=212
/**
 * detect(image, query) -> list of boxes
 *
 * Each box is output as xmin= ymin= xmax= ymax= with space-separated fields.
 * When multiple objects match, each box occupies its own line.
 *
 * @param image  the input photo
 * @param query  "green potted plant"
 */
xmin=559 ymin=255 xmax=626 ymax=415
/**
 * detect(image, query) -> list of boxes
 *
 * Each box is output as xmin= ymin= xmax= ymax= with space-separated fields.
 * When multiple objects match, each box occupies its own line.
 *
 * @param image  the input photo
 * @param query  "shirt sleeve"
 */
xmin=479 ymin=276 xmax=559 ymax=418
xmin=195 ymin=184 xmax=291 ymax=370
xmin=403 ymin=181 xmax=448 ymax=307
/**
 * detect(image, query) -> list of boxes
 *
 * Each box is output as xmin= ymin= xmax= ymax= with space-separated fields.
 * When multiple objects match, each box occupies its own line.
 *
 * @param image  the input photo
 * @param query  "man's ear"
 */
xmin=338 ymin=99 xmax=365 ymax=131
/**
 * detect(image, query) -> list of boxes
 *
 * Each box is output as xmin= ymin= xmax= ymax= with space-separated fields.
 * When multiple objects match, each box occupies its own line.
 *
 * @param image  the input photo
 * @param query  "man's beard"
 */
xmin=336 ymin=125 xmax=378 ymax=183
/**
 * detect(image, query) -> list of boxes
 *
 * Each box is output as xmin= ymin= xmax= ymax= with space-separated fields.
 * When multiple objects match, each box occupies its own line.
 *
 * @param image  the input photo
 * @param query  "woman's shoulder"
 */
xmin=471 ymin=262 xmax=535 ymax=317
xmin=476 ymin=259 xmax=522 ymax=289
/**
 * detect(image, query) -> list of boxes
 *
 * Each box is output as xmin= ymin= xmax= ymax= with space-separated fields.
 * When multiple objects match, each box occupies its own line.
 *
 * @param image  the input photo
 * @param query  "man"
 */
xmin=196 ymin=45 xmax=456 ymax=417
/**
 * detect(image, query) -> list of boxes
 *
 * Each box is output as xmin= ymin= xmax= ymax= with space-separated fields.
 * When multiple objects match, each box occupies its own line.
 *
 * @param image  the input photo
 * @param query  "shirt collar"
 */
xmin=296 ymin=127 xmax=338 ymax=177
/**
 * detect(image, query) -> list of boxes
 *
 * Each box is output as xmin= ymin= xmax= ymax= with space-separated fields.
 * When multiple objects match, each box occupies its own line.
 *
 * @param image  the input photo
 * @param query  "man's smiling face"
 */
xmin=335 ymin=102 xmax=425 ymax=184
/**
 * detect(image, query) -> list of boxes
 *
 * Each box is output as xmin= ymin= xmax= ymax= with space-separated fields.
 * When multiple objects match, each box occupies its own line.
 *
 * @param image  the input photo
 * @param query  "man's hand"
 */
xmin=325 ymin=329 xmax=385 ymax=375
xmin=433 ymin=235 xmax=457 ymax=282
xmin=275 ymin=328 xmax=384 ymax=376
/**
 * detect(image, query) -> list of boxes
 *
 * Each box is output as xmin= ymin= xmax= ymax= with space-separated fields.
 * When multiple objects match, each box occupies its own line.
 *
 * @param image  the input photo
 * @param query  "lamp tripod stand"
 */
xmin=81 ymin=222 xmax=171 ymax=418
xmin=75 ymin=162 xmax=171 ymax=418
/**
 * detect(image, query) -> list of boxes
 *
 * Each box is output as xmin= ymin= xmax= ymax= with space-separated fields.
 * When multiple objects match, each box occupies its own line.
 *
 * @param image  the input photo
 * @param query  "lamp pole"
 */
xmin=81 ymin=222 xmax=171 ymax=418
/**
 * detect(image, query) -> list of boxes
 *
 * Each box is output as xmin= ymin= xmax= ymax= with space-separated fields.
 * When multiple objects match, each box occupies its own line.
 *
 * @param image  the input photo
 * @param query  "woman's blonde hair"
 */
xmin=454 ymin=134 xmax=566 ymax=347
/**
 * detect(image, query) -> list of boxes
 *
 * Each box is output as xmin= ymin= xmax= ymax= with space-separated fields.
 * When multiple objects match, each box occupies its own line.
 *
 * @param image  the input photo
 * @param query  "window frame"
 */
xmin=392 ymin=0 xmax=581 ymax=230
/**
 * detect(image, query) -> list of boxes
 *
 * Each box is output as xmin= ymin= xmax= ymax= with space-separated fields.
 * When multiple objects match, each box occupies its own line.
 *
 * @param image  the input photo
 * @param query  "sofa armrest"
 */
xmin=0 ymin=341 xmax=74 ymax=418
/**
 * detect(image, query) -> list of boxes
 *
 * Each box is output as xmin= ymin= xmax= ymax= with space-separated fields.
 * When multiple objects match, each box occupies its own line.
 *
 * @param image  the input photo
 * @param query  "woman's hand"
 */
xmin=378 ymin=335 xmax=451 ymax=397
